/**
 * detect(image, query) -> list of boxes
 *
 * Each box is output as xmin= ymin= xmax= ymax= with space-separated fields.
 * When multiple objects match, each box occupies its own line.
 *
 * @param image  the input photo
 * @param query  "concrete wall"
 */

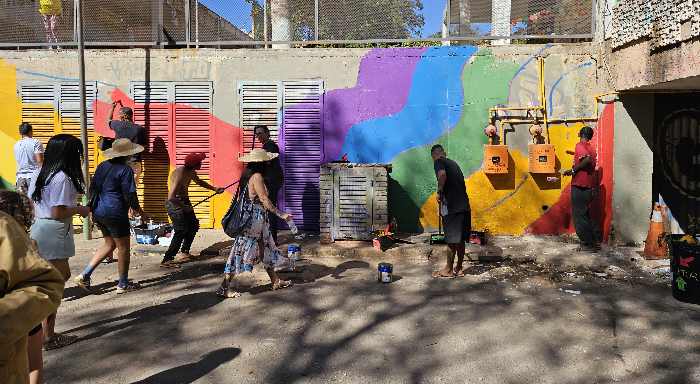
xmin=610 ymin=38 xmax=700 ymax=91
xmin=0 ymin=45 xmax=616 ymax=236
xmin=613 ymin=94 xmax=654 ymax=244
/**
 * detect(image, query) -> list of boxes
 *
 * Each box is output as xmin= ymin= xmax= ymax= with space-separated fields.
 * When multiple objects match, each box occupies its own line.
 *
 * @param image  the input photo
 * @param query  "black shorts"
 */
xmin=442 ymin=211 xmax=471 ymax=244
xmin=94 ymin=215 xmax=131 ymax=238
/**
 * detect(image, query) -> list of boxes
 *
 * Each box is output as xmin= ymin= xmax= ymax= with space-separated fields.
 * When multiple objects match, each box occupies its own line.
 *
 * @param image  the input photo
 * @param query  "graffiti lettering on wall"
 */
xmin=1 ymin=46 xmax=612 ymax=236
xmin=106 ymin=59 xmax=213 ymax=82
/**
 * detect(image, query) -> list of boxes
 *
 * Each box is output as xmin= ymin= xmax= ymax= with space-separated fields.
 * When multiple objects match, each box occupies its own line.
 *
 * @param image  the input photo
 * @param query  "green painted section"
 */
xmin=388 ymin=49 xmax=521 ymax=232
xmin=0 ymin=177 xmax=13 ymax=190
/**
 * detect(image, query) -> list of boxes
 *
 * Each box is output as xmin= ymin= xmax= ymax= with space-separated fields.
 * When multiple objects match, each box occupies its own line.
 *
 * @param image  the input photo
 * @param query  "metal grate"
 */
xmin=0 ymin=0 xmax=592 ymax=48
xmin=131 ymin=81 xmax=172 ymax=223
xmin=238 ymin=81 xmax=280 ymax=155
xmin=281 ymin=80 xmax=323 ymax=231
xmin=173 ymin=82 xmax=214 ymax=228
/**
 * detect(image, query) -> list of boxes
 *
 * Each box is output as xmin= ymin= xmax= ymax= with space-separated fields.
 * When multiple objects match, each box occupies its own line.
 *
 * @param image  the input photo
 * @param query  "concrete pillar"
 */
xmin=491 ymin=0 xmax=511 ymax=45
xmin=270 ymin=0 xmax=291 ymax=49
xmin=442 ymin=1 xmax=450 ymax=46
xmin=613 ymin=94 xmax=655 ymax=244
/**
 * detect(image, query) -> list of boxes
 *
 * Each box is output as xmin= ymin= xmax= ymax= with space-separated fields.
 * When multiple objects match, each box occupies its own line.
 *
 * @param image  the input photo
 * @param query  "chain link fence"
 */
xmin=0 ymin=0 xmax=593 ymax=47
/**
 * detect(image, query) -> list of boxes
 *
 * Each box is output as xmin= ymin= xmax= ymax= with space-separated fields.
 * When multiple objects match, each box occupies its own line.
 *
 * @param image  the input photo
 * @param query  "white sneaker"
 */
xmin=116 ymin=281 xmax=141 ymax=294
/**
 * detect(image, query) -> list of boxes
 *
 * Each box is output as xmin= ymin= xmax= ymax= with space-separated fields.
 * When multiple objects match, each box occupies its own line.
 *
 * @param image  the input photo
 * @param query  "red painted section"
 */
xmin=526 ymin=104 xmax=615 ymax=241
xmin=92 ymin=88 xmax=244 ymax=192
xmin=593 ymin=103 xmax=615 ymax=242
xmin=527 ymin=185 xmax=575 ymax=235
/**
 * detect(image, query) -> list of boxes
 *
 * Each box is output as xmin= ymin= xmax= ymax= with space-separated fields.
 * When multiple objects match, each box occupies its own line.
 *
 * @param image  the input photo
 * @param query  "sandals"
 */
xmin=160 ymin=260 xmax=181 ymax=269
xmin=272 ymin=280 xmax=293 ymax=291
xmin=116 ymin=282 xmax=141 ymax=294
xmin=74 ymin=275 xmax=92 ymax=293
xmin=43 ymin=333 xmax=78 ymax=351
xmin=215 ymin=286 xmax=241 ymax=298
xmin=432 ymin=270 xmax=455 ymax=279
xmin=175 ymin=253 xmax=196 ymax=263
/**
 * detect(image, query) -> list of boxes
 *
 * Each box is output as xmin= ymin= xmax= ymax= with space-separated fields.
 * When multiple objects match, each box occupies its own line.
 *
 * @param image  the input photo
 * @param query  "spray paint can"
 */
xmin=378 ymin=262 xmax=393 ymax=283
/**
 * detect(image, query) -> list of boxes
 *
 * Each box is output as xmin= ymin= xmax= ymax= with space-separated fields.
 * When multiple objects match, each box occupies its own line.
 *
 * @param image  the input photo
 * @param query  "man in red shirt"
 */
xmin=564 ymin=126 xmax=600 ymax=251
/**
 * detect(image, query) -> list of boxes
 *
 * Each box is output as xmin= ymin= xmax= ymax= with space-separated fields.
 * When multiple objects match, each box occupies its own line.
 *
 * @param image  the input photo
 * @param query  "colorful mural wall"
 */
xmin=0 ymin=45 xmax=612 ymax=238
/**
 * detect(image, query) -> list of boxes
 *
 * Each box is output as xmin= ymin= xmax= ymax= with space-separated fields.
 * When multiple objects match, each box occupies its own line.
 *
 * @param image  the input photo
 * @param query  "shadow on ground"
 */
xmin=130 ymin=347 xmax=241 ymax=384
xmin=47 ymin=253 xmax=700 ymax=384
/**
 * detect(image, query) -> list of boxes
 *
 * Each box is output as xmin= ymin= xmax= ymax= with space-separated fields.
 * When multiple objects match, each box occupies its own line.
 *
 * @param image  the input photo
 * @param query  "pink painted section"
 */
xmin=93 ymin=89 xmax=244 ymax=192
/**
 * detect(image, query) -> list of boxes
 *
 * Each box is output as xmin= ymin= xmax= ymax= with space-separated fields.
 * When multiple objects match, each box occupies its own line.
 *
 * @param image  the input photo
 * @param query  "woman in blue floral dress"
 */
xmin=217 ymin=149 xmax=294 ymax=298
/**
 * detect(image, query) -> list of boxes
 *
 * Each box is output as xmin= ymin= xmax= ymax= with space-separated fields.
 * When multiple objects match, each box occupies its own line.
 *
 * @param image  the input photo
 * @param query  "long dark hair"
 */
xmin=31 ymin=134 xmax=85 ymax=203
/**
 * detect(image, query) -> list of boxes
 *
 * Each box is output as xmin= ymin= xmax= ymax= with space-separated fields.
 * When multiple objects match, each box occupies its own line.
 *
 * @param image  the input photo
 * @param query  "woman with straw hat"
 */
xmin=74 ymin=138 xmax=147 ymax=295
xmin=217 ymin=148 xmax=294 ymax=298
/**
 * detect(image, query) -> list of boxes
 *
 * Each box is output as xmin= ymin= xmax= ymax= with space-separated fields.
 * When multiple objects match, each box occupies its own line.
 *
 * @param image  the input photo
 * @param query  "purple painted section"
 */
xmin=323 ymin=47 xmax=427 ymax=162
xmin=280 ymin=101 xmax=323 ymax=230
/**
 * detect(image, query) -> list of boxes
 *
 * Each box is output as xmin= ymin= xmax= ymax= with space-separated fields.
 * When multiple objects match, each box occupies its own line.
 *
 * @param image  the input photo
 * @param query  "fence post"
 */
xmin=442 ymin=0 xmax=450 ymax=46
xmin=592 ymin=0 xmax=599 ymax=41
xmin=491 ymin=0 xmax=511 ymax=45
xmin=195 ymin=0 xmax=199 ymax=48
xmin=263 ymin=0 xmax=268 ymax=48
xmin=315 ymin=0 xmax=319 ymax=41
xmin=185 ymin=0 xmax=191 ymax=47
xmin=152 ymin=0 xmax=163 ymax=46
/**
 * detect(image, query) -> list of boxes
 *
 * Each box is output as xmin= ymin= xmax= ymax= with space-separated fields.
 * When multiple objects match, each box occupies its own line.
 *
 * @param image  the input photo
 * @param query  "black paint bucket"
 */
xmin=669 ymin=235 xmax=700 ymax=305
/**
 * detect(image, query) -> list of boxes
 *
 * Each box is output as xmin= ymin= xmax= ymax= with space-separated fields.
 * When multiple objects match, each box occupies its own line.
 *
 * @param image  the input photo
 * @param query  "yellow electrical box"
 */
xmin=483 ymin=145 xmax=509 ymax=174
xmin=528 ymin=144 xmax=556 ymax=173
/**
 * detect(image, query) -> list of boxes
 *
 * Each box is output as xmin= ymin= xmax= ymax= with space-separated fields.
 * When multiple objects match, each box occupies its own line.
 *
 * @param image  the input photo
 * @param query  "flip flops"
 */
xmin=272 ymin=280 xmax=293 ymax=291
xmin=432 ymin=270 xmax=455 ymax=279
xmin=215 ymin=286 xmax=241 ymax=298
xmin=43 ymin=333 xmax=78 ymax=351
xmin=159 ymin=260 xmax=181 ymax=269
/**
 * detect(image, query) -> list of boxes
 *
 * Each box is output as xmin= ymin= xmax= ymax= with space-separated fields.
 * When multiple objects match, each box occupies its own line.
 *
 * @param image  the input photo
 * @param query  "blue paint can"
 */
xmin=287 ymin=244 xmax=300 ymax=271
xmin=378 ymin=262 xmax=393 ymax=283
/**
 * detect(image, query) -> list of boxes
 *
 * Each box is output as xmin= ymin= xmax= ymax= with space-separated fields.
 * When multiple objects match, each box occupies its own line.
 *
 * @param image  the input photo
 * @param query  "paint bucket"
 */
xmin=378 ymin=262 xmax=393 ymax=283
xmin=287 ymin=243 xmax=300 ymax=271
xmin=669 ymin=235 xmax=700 ymax=305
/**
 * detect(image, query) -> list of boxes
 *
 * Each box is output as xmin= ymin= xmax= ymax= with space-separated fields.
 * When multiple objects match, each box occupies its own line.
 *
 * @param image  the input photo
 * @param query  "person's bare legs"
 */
xmin=433 ymin=244 xmax=456 ymax=278
xmin=43 ymin=259 xmax=69 ymax=339
xmin=266 ymin=267 xmax=292 ymax=290
xmin=28 ymin=331 xmax=43 ymax=384
xmin=114 ymin=236 xmax=131 ymax=277
xmin=48 ymin=15 xmax=58 ymax=45
xmin=42 ymin=15 xmax=51 ymax=45
xmin=43 ymin=259 xmax=76 ymax=349
xmin=453 ymin=243 xmax=466 ymax=276
xmin=218 ymin=273 xmax=240 ymax=298
xmin=90 ymin=236 xmax=117 ymax=267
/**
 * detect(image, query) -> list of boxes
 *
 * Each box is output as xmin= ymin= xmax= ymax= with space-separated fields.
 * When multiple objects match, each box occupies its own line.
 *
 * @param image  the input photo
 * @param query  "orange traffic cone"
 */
xmin=643 ymin=204 xmax=668 ymax=259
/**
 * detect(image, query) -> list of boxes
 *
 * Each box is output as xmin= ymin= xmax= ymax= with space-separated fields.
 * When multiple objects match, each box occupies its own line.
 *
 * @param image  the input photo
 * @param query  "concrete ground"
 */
xmin=44 ymin=230 xmax=700 ymax=384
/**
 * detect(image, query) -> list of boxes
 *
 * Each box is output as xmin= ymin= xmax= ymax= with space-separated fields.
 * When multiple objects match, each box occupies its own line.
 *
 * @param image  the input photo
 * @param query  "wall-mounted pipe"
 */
xmin=487 ymin=59 xmax=617 ymax=144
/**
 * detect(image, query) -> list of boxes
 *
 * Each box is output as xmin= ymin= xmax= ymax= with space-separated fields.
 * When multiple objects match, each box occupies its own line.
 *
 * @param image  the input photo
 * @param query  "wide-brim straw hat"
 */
xmin=103 ymin=138 xmax=144 ymax=160
xmin=239 ymin=148 xmax=279 ymax=163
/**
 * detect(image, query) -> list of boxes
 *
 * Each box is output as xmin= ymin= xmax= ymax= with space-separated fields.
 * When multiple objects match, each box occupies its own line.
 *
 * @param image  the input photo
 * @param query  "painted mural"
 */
xmin=0 ymin=45 xmax=612 ymax=238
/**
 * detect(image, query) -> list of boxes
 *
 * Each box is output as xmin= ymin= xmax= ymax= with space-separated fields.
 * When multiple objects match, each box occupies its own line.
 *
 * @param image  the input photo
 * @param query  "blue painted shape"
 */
xmin=548 ymin=61 xmax=593 ymax=116
xmin=340 ymin=46 xmax=477 ymax=164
